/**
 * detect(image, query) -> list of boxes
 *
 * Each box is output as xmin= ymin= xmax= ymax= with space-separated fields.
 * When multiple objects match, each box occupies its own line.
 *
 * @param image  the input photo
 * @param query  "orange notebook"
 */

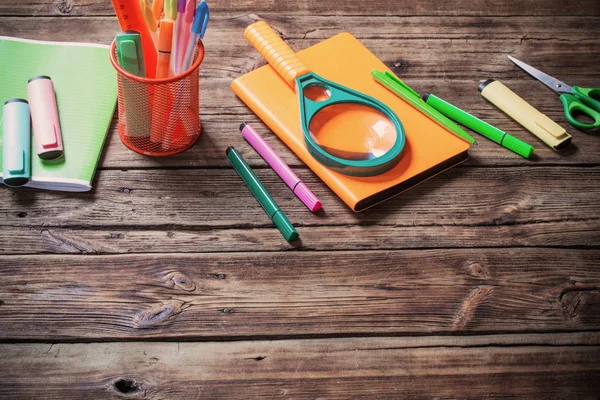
xmin=231 ymin=32 xmax=470 ymax=212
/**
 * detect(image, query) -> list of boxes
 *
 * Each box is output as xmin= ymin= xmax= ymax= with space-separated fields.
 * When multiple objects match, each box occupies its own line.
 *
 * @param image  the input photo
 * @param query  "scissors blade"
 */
xmin=508 ymin=56 xmax=573 ymax=95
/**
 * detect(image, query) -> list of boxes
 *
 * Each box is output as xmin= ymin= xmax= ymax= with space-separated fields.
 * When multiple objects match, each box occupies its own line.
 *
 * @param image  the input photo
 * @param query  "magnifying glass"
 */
xmin=245 ymin=21 xmax=405 ymax=177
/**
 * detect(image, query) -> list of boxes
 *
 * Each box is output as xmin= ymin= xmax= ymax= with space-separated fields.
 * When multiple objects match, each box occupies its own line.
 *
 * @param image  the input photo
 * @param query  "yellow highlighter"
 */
xmin=479 ymin=79 xmax=572 ymax=151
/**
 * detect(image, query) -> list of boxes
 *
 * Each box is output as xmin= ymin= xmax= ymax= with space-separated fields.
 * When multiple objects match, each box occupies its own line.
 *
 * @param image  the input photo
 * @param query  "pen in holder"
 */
xmin=109 ymin=40 xmax=204 ymax=156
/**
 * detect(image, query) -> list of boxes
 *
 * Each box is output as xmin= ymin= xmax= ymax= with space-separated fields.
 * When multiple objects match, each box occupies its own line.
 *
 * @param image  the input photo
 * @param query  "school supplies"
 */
xmin=245 ymin=21 xmax=405 ymax=177
xmin=226 ymin=146 xmax=299 ymax=242
xmin=156 ymin=19 xmax=174 ymax=78
xmin=139 ymin=0 xmax=158 ymax=44
xmin=27 ymin=76 xmax=64 ymax=160
xmin=0 ymin=36 xmax=117 ymax=191
xmin=115 ymin=31 xmax=151 ymax=139
xmin=164 ymin=0 xmax=177 ymax=19
xmin=171 ymin=0 xmax=186 ymax=75
xmin=115 ymin=31 xmax=146 ymax=77
xmin=231 ymin=32 xmax=471 ymax=211
xmin=508 ymin=56 xmax=600 ymax=130
xmin=240 ymin=122 xmax=322 ymax=212
xmin=177 ymin=0 xmax=196 ymax=73
xmin=372 ymin=70 xmax=475 ymax=144
xmin=111 ymin=0 xmax=157 ymax=78
xmin=181 ymin=0 xmax=209 ymax=72
xmin=110 ymin=37 xmax=203 ymax=156
xmin=2 ymin=99 xmax=31 ymax=187
xmin=152 ymin=0 xmax=164 ymax=20
xmin=479 ymin=79 xmax=572 ymax=151
xmin=422 ymin=93 xmax=534 ymax=159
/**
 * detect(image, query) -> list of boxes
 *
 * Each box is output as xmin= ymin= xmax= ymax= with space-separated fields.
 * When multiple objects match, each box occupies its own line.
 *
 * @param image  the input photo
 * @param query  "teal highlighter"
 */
xmin=422 ymin=93 xmax=534 ymax=159
xmin=2 ymin=99 xmax=31 ymax=187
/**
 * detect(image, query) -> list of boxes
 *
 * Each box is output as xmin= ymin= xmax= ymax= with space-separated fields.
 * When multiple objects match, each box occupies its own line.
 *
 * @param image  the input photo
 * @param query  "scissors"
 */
xmin=508 ymin=56 xmax=600 ymax=130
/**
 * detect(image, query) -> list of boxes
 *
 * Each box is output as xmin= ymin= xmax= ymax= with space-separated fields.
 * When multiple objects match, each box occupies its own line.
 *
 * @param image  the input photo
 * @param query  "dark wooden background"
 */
xmin=1 ymin=0 xmax=599 ymax=398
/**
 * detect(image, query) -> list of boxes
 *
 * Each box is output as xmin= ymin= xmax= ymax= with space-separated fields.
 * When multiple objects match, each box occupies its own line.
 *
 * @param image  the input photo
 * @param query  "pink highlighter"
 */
xmin=27 ymin=76 xmax=64 ymax=160
xmin=240 ymin=122 xmax=322 ymax=212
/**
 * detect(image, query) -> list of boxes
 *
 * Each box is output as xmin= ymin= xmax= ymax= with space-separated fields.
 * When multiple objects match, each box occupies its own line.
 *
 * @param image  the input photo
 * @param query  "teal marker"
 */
xmin=422 ymin=93 xmax=534 ymax=159
xmin=226 ymin=146 xmax=299 ymax=242
xmin=372 ymin=70 xmax=475 ymax=144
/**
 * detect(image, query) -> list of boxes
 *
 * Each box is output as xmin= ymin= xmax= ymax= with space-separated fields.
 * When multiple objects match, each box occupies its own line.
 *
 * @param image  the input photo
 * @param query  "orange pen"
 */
xmin=111 ymin=0 xmax=157 ymax=78
xmin=156 ymin=19 xmax=174 ymax=78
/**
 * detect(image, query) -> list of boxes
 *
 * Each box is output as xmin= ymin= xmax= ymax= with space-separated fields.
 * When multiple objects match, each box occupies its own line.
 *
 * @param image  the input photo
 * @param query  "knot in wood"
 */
xmin=134 ymin=304 xmax=175 ymax=328
xmin=113 ymin=378 xmax=142 ymax=396
xmin=53 ymin=0 xmax=73 ymax=14
xmin=164 ymin=272 xmax=196 ymax=291
xmin=466 ymin=262 xmax=489 ymax=278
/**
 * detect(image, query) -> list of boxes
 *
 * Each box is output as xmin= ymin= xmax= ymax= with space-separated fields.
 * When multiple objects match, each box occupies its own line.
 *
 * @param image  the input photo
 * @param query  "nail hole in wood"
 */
xmin=114 ymin=379 xmax=139 ymax=394
xmin=17 ymin=212 xmax=27 ymax=218
xmin=216 ymin=274 xmax=227 ymax=279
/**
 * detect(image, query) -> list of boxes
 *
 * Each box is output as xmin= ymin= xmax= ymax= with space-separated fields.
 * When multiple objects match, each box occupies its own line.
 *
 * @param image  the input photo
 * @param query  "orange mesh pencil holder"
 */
xmin=109 ymin=40 xmax=204 ymax=156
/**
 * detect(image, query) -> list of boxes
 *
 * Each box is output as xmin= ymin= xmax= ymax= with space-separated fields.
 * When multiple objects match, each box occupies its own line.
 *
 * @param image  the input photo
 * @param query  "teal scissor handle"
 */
xmin=559 ymin=86 xmax=600 ymax=130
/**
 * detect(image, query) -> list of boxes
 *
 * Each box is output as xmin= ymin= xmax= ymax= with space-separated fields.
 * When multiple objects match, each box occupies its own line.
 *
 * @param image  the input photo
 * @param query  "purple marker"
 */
xmin=240 ymin=122 xmax=322 ymax=212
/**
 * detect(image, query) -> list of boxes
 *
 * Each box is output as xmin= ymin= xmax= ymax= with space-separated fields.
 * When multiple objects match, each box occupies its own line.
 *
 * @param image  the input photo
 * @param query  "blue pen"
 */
xmin=181 ymin=0 xmax=209 ymax=72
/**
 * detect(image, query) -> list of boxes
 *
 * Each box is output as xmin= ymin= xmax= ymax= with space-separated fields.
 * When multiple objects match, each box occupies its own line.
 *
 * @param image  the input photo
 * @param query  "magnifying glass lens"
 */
xmin=308 ymin=103 xmax=397 ymax=161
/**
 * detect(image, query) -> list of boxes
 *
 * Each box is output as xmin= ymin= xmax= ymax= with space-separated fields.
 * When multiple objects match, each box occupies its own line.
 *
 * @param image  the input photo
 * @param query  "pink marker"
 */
xmin=27 ymin=76 xmax=64 ymax=160
xmin=240 ymin=122 xmax=322 ymax=212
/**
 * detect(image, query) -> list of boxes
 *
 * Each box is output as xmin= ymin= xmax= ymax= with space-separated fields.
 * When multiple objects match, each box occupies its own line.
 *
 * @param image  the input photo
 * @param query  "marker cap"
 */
xmin=158 ymin=19 xmax=174 ymax=52
xmin=272 ymin=211 xmax=299 ymax=242
xmin=116 ymin=31 xmax=146 ymax=77
xmin=294 ymin=182 xmax=322 ymax=212
xmin=191 ymin=0 xmax=209 ymax=37
xmin=502 ymin=135 xmax=534 ymax=159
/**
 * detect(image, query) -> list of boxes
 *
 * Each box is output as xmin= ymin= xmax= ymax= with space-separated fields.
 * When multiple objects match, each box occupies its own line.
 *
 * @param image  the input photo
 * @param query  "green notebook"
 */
xmin=0 ymin=36 xmax=117 ymax=192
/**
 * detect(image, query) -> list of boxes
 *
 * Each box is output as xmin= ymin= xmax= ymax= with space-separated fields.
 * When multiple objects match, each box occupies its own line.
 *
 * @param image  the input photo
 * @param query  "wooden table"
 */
xmin=1 ymin=0 xmax=599 ymax=398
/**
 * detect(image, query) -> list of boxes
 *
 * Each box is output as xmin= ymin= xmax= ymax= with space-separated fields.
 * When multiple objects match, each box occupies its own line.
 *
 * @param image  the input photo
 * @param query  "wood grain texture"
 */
xmin=1 ymin=0 xmax=599 ymax=16
xmin=1 ymin=334 xmax=599 ymax=399
xmin=0 ymin=166 xmax=599 ymax=254
xmin=1 ymin=2 xmax=600 ymax=397
xmin=0 ymin=249 xmax=598 ymax=340
xmin=1 ymin=15 xmax=599 ymax=168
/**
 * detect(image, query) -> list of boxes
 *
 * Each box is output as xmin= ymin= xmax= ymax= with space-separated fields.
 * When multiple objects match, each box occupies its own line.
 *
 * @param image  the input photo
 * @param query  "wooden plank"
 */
xmin=1 ymin=0 xmax=598 ymax=16
xmin=1 ymin=334 xmax=599 ymax=398
xmin=1 ymin=166 xmax=599 ymax=254
xmin=2 ymin=219 xmax=598 ymax=254
xmin=1 ymin=16 xmax=599 ymax=168
xmin=1 ymin=166 xmax=598 ymax=227
xmin=0 ymin=249 xmax=598 ymax=340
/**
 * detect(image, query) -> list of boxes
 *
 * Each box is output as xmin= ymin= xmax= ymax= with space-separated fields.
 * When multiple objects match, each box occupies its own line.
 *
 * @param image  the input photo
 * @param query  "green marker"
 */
xmin=226 ymin=146 xmax=299 ymax=242
xmin=422 ymin=93 xmax=534 ymax=159
xmin=372 ymin=70 xmax=475 ymax=144
xmin=115 ymin=31 xmax=146 ymax=77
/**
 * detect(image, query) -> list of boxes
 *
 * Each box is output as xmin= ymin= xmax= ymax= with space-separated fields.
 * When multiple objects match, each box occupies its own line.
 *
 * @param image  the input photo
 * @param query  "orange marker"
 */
xmin=156 ymin=19 xmax=174 ymax=78
xmin=111 ymin=0 xmax=158 ymax=78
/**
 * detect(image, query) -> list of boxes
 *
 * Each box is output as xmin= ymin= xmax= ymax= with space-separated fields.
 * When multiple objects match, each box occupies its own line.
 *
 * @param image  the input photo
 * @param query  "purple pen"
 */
xmin=240 ymin=122 xmax=322 ymax=212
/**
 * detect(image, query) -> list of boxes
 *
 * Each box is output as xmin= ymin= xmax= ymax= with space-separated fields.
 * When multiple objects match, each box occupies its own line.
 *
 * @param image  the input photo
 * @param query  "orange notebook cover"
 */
xmin=231 ymin=32 xmax=470 ymax=212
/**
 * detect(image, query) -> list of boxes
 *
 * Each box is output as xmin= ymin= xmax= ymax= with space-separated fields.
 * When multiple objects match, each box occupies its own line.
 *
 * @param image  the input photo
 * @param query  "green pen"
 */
xmin=422 ymin=93 xmax=534 ymax=159
xmin=372 ymin=70 xmax=475 ymax=144
xmin=226 ymin=146 xmax=299 ymax=242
